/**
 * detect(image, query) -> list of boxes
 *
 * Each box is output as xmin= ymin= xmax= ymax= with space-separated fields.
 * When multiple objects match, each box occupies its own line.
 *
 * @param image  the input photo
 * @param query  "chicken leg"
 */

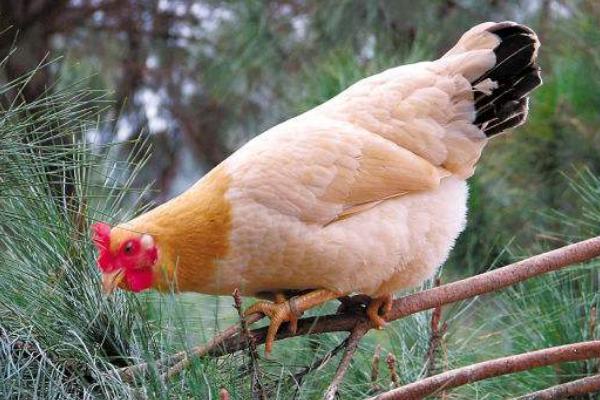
xmin=244 ymin=289 xmax=341 ymax=355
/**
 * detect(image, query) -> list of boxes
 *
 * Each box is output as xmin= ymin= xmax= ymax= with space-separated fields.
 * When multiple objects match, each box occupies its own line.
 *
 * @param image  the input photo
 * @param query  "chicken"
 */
xmin=92 ymin=21 xmax=542 ymax=355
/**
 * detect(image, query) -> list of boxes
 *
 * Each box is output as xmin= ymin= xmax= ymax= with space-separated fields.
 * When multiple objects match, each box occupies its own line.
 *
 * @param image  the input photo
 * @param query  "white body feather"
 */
xmin=217 ymin=173 xmax=467 ymax=296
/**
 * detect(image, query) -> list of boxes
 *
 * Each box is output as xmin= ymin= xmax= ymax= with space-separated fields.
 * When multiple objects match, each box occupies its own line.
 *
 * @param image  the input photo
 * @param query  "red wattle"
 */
xmin=125 ymin=268 xmax=154 ymax=292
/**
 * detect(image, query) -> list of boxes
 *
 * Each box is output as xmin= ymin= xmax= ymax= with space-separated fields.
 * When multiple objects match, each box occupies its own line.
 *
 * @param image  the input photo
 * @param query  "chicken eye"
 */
xmin=123 ymin=242 xmax=134 ymax=255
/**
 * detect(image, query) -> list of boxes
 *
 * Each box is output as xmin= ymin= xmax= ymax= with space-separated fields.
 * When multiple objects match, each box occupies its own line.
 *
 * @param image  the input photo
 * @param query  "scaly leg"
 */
xmin=367 ymin=293 xmax=393 ymax=329
xmin=273 ymin=293 xmax=298 ymax=334
xmin=244 ymin=289 xmax=341 ymax=356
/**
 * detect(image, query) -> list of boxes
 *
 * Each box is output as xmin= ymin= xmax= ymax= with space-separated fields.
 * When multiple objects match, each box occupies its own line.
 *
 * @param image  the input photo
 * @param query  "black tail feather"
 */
xmin=472 ymin=23 xmax=542 ymax=137
xmin=483 ymin=98 xmax=528 ymax=136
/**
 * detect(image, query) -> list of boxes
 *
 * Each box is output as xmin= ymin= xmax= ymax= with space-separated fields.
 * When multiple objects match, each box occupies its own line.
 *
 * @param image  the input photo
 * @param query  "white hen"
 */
xmin=96 ymin=21 xmax=542 ymax=354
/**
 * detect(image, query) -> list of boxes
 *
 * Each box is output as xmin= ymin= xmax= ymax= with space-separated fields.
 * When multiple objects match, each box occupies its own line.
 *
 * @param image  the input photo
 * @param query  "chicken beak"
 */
xmin=101 ymin=269 xmax=125 ymax=295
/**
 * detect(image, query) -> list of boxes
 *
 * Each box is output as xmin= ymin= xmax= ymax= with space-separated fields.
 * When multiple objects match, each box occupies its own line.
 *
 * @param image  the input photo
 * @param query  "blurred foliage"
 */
xmin=2 ymin=0 xmax=600 ymax=398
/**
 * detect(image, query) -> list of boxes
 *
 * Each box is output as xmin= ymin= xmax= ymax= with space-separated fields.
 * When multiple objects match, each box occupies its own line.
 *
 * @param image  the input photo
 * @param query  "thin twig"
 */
xmin=386 ymin=353 xmax=400 ymax=388
xmin=516 ymin=374 xmax=600 ymax=399
xmin=368 ymin=341 xmax=600 ymax=399
xmin=118 ymin=309 xmax=264 ymax=382
xmin=209 ymin=236 xmax=600 ymax=357
xmin=589 ymin=305 xmax=599 ymax=375
xmin=291 ymin=339 xmax=348 ymax=389
xmin=233 ymin=289 xmax=266 ymax=400
xmin=323 ymin=323 xmax=369 ymax=400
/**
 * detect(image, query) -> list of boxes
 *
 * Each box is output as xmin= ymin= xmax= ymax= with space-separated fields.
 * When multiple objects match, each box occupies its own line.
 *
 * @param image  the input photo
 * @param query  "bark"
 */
xmin=323 ymin=323 xmax=369 ymax=400
xmin=517 ymin=374 xmax=600 ymax=399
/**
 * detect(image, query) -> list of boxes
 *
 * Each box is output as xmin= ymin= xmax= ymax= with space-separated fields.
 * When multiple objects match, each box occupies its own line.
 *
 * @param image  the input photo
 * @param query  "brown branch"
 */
xmin=323 ymin=323 xmax=369 ymax=400
xmin=516 ymin=374 xmax=600 ymax=399
xmin=209 ymin=236 xmax=600 ymax=357
xmin=368 ymin=341 xmax=600 ymax=399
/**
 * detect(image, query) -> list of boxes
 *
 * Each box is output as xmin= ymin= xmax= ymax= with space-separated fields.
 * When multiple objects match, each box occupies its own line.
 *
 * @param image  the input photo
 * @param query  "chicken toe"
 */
xmin=367 ymin=294 xmax=393 ymax=329
xmin=244 ymin=289 xmax=341 ymax=356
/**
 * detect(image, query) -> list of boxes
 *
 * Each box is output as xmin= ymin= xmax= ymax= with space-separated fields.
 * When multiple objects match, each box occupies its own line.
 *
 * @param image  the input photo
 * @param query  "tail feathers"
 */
xmin=471 ymin=22 xmax=542 ymax=137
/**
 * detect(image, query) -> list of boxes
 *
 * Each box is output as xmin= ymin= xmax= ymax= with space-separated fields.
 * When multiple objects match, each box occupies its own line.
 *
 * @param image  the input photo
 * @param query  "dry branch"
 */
xmin=517 ymin=374 xmax=600 ymax=399
xmin=323 ymin=323 xmax=369 ymax=400
xmin=368 ymin=341 xmax=600 ymax=399
xmin=161 ymin=315 xmax=262 ymax=381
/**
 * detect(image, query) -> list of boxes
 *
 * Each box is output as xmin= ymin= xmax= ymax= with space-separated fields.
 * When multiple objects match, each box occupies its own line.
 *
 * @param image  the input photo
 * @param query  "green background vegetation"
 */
xmin=1 ymin=1 xmax=600 ymax=398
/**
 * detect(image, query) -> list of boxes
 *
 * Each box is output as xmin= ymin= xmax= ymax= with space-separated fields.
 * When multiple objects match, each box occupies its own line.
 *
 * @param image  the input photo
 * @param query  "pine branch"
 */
xmin=368 ymin=341 xmax=600 ymax=399
xmin=323 ymin=323 xmax=369 ymax=400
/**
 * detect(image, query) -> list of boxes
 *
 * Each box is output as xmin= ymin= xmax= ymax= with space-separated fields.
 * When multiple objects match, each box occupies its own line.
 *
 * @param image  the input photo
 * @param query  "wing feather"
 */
xmin=227 ymin=116 xmax=445 ymax=225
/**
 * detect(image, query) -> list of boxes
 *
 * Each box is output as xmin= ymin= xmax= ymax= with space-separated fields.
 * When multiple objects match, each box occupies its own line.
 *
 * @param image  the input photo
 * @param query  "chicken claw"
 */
xmin=244 ymin=289 xmax=341 ymax=356
xmin=244 ymin=298 xmax=297 ymax=355
xmin=367 ymin=294 xmax=393 ymax=329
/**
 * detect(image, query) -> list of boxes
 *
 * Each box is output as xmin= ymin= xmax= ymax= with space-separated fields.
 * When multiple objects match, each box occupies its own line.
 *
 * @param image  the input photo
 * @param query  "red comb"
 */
xmin=91 ymin=222 xmax=115 ymax=272
xmin=91 ymin=222 xmax=110 ymax=246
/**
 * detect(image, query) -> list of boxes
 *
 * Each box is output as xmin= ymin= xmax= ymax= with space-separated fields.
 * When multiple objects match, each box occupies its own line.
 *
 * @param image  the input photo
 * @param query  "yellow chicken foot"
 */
xmin=366 ymin=294 xmax=393 ymax=329
xmin=244 ymin=289 xmax=341 ymax=356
